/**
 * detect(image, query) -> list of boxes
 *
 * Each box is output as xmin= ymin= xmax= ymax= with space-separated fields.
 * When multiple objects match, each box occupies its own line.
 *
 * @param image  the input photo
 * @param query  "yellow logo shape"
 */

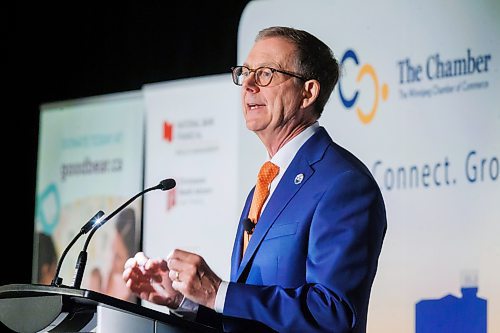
xmin=355 ymin=64 xmax=389 ymax=124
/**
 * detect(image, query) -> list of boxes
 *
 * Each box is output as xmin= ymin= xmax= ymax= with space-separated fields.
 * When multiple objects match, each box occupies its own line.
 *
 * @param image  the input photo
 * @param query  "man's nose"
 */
xmin=242 ymin=72 xmax=259 ymax=93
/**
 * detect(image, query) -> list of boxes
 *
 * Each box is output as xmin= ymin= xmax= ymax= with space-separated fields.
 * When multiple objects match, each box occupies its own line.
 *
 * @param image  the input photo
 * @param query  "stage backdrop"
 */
xmin=33 ymin=1 xmax=498 ymax=330
xmin=34 ymin=91 xmax=144 ymax=302
xmin=236 ymin=0 xmax=499 ymax=332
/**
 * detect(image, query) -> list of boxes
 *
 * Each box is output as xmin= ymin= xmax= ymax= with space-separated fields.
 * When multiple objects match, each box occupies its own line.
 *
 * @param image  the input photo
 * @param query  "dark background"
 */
xmin=5 ymin=2 xmax=250 ymax=288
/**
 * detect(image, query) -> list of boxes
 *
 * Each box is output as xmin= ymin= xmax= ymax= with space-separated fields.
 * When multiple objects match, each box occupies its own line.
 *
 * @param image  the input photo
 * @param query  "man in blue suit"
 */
xmin=123 ymin=26 xmax=386 ymax=332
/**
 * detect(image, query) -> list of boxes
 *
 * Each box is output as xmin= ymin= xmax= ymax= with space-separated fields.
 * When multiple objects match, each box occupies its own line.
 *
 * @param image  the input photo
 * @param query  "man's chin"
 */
xmin=245 ymin=121 xmax=265 ymax=133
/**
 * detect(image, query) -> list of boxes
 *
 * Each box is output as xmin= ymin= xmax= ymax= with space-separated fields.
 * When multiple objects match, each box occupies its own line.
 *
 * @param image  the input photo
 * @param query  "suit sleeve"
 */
xmin=222 ymin=170 xmax=387 ymax=332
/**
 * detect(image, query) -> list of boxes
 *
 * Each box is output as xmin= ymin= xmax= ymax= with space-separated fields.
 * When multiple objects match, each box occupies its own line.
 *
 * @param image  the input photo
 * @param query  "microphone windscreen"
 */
xmin=242 ymin=218 xmax=255 ymax=234
xmin=159 ymin=178 xmax=176 ymax=191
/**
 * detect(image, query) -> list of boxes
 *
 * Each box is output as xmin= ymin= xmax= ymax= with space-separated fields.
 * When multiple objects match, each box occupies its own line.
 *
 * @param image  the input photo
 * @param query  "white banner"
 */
xmin=238 ymin=1 xmax=499 ymax=332
xmin=142 ymin=75 xmax=241 ymax=301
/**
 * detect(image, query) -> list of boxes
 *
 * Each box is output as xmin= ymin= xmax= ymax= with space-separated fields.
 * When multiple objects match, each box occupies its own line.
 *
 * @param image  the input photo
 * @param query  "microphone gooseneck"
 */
xmin=81 ymin=178 xmax=176 ymax=253
xmin=71 ymin=178 xmax=176 ymax=289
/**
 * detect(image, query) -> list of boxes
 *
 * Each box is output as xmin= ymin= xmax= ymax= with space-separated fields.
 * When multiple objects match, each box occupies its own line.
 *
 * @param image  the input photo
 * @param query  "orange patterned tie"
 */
xmin=243 ymin=161 xmax=280 ymax=254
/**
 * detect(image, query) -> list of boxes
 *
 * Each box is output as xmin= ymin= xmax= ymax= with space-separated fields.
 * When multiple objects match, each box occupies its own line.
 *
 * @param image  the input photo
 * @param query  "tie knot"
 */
xmin=258 ymin=161 xmax=280 ymax=184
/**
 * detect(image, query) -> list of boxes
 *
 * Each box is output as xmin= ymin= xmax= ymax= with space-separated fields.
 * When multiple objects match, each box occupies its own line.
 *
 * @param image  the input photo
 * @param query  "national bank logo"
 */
xmin=338 ymin=49 xmax=389 ymax=124
xmin=163 ymin=121 xmax=173 ymax=142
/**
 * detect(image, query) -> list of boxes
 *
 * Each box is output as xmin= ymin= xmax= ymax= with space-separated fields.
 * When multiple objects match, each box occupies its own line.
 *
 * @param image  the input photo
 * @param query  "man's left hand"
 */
xmin=166 ymin=249 xmax=222 ymax=310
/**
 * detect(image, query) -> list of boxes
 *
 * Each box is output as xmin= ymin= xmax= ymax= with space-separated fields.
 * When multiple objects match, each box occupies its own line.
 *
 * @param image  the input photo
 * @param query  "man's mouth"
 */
xmin=247 ymin=103 xmax=265 ymax=110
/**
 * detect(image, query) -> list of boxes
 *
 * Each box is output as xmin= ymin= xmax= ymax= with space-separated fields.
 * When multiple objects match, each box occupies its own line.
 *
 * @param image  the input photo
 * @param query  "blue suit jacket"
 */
xmin=198 ymin=127 xmax=386 ymax=332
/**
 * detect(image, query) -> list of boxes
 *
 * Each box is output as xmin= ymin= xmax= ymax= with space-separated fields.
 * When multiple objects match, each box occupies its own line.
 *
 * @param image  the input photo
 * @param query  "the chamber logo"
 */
xmin=339 ymin=49 xmax=389 ymax=124
xmin=396 ymin=49 xmax=492 ymax=99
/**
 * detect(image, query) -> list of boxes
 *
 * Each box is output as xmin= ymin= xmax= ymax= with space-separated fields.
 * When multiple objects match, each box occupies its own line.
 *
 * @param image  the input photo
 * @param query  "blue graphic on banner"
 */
xmin=338 ymin=49 xmax=389 ymax=124
xmin=415 ymin=287 xmax=487 ymax=333
xmin=36 ymin=183 xmax=61 ymax=235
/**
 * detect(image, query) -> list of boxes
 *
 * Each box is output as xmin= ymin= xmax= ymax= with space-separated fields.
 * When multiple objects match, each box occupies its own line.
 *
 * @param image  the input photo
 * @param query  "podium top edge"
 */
xmin=0 ymin=283 xmax=87 ymax=298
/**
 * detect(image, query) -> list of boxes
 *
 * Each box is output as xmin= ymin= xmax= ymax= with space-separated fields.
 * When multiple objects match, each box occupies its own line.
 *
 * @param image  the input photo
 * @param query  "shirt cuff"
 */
xmin=214 ymin=280 xmax=229 ymax=313
xmin=169 ymin=296 xmax=199 ymax=321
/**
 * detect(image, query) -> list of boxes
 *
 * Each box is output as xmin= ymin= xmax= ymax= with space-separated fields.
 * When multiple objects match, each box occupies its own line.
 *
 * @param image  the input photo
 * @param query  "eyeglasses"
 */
xmin=231 ymin=65 xmax=308 ymax=87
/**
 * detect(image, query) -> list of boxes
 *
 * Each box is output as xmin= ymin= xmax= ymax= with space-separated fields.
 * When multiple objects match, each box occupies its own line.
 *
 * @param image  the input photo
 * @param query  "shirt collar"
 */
xmin=270 ymin=122 xmax=320 ymax=172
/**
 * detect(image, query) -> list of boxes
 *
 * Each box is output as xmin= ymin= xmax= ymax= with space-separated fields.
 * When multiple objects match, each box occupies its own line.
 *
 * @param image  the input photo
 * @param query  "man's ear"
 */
xmin=301 ymin=80 xmax=320 ymax=109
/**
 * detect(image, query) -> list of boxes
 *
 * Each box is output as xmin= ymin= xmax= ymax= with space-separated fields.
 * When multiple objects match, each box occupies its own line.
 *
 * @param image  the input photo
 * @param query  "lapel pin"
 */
xmin=294 ymin=173 xmax=304 ymax=185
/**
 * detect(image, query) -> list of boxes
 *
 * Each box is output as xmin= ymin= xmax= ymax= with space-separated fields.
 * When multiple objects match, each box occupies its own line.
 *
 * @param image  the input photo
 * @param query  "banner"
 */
xmin=142 ymin=75 xmax=241 ymax=313
xmin=34 ymin=91 xmax=144 ymax=302
xmin=238 ymin=1 xmax=499 ymax=332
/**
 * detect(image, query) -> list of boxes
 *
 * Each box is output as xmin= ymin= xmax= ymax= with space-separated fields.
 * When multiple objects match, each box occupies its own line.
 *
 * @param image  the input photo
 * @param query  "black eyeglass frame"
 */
xmin=231 ymin=65 xmax=309 ymax=87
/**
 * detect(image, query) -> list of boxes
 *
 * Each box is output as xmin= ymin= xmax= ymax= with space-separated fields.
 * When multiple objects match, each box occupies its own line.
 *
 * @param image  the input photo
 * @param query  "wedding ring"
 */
xmin=175 ymin=271 xmax=180 ymax=281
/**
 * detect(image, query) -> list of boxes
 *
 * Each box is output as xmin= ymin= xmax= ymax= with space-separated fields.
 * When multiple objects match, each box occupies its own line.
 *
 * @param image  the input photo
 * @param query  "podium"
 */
xmin=0 ymin=284 xmax=218 ymax=333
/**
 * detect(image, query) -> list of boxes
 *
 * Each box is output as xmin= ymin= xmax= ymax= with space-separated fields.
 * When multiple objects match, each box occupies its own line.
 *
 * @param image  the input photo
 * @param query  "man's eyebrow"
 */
xmin=242 ymin=62 xmax=281 ymax=69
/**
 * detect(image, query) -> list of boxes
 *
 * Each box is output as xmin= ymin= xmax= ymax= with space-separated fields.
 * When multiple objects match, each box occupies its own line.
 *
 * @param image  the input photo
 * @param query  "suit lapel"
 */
xmin=235 ymin=127 xmax=332 ymax=281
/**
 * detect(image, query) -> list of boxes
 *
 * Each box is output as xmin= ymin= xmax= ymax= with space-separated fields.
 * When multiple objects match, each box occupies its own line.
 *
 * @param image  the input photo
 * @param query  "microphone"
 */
xmin=242 ymin=218 xmax=256 ymax=235
xmin=158 ymin=178 xmax=176 ymax=191
xmin=51 ymin=178 xmax=176 ymax=288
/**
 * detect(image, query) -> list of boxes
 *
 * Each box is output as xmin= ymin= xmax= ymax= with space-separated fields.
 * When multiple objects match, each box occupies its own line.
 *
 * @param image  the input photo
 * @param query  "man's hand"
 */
xmin=123 ymin=252 xmax=184 ymax=309
xmin=167 ymin=249 xmax=222 ymax=310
